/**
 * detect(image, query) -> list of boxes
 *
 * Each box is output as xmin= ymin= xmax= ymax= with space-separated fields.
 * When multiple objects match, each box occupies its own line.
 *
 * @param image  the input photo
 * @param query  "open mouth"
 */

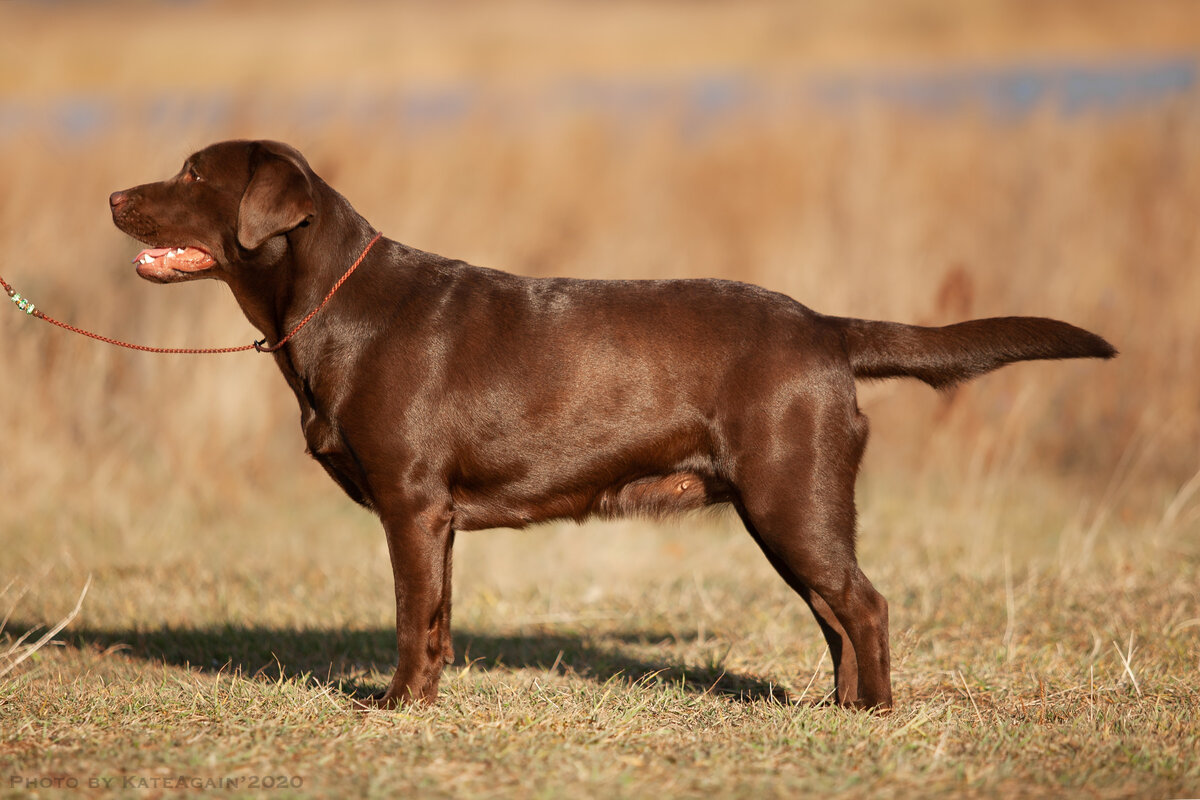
xmin=133 ymin=246 xmax=217 ymax=281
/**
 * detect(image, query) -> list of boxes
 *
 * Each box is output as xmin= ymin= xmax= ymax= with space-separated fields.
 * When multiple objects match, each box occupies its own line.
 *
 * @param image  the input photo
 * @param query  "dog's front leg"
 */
xmin=366 ymin=498 xmax=455 ymax=708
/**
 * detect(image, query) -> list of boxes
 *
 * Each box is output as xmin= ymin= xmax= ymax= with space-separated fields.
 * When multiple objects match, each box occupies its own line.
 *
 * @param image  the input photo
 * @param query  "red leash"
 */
xmin=1 ymin=232 xmax=382 ymax=355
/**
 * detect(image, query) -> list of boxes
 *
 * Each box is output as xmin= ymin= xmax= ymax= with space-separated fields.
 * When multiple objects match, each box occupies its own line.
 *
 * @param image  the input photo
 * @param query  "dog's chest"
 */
xmin=292 ymin=378 xmax=375 ymax=509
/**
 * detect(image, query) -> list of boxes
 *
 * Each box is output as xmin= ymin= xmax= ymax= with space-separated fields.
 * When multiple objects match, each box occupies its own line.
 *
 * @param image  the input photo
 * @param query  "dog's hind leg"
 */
xmin=732 ymin=391 xmax=892 ymax=710
xmin=738 ymin=507 xmax=860 ymax=705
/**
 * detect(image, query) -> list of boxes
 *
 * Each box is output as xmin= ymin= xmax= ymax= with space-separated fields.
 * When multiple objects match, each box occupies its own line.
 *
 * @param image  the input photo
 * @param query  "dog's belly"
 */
xmin=449 ymin=470 xmax=727 ymax=531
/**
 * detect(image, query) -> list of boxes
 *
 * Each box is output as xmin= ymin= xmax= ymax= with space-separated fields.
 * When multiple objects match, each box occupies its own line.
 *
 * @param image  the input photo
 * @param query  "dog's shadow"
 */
xmin=7 ymin=621 xmax=797 ymax=705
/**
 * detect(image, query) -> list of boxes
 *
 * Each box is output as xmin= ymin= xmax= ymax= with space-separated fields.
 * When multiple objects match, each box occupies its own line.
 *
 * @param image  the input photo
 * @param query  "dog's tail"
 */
xmin=831 ymin=315 xmax=1116 ymax=390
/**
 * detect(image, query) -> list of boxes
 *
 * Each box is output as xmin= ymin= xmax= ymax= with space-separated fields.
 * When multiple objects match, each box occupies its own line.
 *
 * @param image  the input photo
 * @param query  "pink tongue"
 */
xmin=134 ymin=248 xmax=173 ymax=261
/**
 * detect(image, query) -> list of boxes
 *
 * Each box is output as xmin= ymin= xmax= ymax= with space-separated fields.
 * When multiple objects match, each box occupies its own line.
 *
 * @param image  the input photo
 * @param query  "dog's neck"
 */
xmin=225 ymin=211 xmax=380 ymax=360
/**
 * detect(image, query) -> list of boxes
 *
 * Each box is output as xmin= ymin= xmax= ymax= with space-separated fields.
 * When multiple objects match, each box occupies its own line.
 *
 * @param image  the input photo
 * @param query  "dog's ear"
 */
xmin=237 ymin=146 xmax=315 ymax=251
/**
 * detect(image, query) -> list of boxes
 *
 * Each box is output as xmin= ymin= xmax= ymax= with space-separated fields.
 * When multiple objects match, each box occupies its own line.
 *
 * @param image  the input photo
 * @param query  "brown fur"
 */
xmin=110 ymin=140 xmax=1115 ymax=710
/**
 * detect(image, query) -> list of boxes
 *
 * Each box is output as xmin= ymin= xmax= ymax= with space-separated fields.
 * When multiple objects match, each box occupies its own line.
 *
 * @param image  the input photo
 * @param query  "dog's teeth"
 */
xmin=175 ymin=248 xmax=185 ymax=254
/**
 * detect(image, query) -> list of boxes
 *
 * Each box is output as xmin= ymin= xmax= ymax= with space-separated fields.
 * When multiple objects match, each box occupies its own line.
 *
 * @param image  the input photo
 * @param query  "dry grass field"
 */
xmin=2 ymin=1 xmax=1199 ymax=797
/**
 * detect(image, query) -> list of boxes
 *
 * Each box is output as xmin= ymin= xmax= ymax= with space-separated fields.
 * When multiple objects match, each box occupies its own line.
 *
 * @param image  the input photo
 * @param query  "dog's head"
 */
xmin=110 ymin=140 xmax=316 ymax=284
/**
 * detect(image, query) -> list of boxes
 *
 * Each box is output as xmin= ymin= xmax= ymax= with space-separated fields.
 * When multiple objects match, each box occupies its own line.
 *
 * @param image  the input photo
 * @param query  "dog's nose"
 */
xmin=109 ymin=190 xmax=128 ymax=210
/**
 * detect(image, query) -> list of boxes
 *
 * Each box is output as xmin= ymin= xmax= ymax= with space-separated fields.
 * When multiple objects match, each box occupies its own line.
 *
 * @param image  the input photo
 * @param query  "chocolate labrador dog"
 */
xmin=110 ymin=139 xmax=1115 ymax=710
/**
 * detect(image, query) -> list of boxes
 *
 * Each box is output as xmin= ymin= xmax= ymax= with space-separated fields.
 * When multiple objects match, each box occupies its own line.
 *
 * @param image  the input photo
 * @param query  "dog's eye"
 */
xmin=184 ymin=165 xmax=202 ymax=183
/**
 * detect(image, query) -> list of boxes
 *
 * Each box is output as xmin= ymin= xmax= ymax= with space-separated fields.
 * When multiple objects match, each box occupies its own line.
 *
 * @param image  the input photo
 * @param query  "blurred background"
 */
xmin=2 ymin=0 xmax=1198 ymax=603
